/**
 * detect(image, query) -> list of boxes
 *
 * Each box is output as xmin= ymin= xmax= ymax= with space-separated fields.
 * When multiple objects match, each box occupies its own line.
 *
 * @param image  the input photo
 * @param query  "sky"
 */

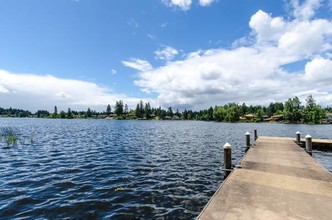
xmin=0 ymin=0 xmax=332 ymax=112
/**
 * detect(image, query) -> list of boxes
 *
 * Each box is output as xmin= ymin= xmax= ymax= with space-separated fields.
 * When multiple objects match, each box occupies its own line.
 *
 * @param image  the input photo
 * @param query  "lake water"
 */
xmin=0 ymin=119 xmax=331 ymax=219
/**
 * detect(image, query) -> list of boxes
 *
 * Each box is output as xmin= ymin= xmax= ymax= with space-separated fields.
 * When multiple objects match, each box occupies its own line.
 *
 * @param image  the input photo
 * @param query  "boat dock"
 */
xmin=198 ymin=136 xmax=332 ymax=219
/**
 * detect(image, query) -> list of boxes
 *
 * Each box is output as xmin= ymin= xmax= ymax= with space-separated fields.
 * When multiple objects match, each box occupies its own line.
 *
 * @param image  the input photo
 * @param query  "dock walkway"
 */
xmin=198 ymin=136 xmax=332 ymax=220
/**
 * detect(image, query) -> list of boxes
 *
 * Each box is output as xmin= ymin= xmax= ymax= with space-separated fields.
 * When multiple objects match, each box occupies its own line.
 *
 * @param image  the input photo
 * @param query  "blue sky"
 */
xmin=0 ymin=0 xmax=332 ymax=112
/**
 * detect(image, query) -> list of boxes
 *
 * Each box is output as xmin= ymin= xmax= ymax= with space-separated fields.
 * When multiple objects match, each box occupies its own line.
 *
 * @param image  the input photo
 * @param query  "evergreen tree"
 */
xmin=144 ymin=102 xmax=152 ymax=119
xmin=106 ymin=104 xmax=111 ymax=115
xmin=139 ymin=100 xmax=144 ymax=117
xmin=124 ymin=104 xmax=129 ymax=115
xmin=166 ymin=107 xmax=173 ymax=117
xmin=135 ymin=103 xmax=141 ymax=118
xmin=87 ymin=108 xmax=92 ymax=118
xmin=207 ymin=106 xmax=214 ymax=120
xmin=67 ymin=108 xmax=73 ymax=119
xmin=60 ymin=110 xmax=66 ymax=119
xmin=53 ymin=106 xmax=58 ymax=118
xmin=114 ymin=100 xmax=124 ymax=116
xmin=181 ymin=109 xmax=188 ymax=120
xmin=240 ymin=103 xmax=247 ymax=116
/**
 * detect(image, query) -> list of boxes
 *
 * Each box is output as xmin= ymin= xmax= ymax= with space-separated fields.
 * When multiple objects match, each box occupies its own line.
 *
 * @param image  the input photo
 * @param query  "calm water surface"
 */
xmin=0 ymin=119 xmax=331 ymax=219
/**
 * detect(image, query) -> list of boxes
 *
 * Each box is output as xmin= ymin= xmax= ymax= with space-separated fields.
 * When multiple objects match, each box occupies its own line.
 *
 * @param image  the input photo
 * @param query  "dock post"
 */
xmin=254 ymin=129 xmax=258 ymax=141
xmin=223 ymin=143 xmax=232 ymax=179
xmin=296 ymin=131 xmax=301 ymax=144
xmin=245 ymin=132 xmax=251 ymax=152
xmin=305 ymin=134 xmax=312 ymax=156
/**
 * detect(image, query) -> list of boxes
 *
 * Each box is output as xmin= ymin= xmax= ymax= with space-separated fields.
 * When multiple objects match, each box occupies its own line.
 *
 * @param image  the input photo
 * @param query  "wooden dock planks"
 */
xmin=198 ymin=137 xmax=332 ymax=220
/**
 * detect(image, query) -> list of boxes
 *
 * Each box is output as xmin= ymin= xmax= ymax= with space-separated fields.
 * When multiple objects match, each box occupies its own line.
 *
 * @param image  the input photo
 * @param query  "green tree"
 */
xmin=175 ymin=108 xmax=181 ymax=118
xmin=207 ymin=107 xmax=214 ymax=121
xmin=256 ymin=109 xmax=264 ymax=121
xmin=124 ymin=104 xmax=129 ymax=115
xmin=86 ymin=108 xmax=92 ymax=118
xmin=224 ymin=104 xmax=240 ymax=122
xmin=114 ymin=100 xmax=124 ymax=116
xmin=106 ymin=104 xmax=111 ymax=115
xmin=139 ymin=100 xmax=144 ymax=117
xmin=284 ymin=97 xmax=302 ymax=123
xmin=36 ymin=110 xmax=50 ymax=118
xmin=303 ymin=95 xmax=325 ymax=124
xmin=181 ymin=109 xmax=188 ymax=120
xmin=135 ymin=103 xmax=142 ymax=118
xmin=60 ymin=110 xmax=66 ymax=119
xmin=213 ymin=106 xmax=226 ymax=122
xmin=166 ymin=107 xmax=173 ymax=117
xmin=239 ymin=103 xmax=248 ymax=116
xmin=53 ymin=106 xmax=58 ymax=118
xmin=144 ymin=102 xmax=152 ymax=119
xmin=67 ymin=108 xmax=73 ymax=119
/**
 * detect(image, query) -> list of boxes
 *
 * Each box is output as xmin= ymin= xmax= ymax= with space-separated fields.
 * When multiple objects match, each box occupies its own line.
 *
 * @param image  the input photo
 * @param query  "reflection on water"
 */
xmin=0 ymin=119 xmax=331 ymax=219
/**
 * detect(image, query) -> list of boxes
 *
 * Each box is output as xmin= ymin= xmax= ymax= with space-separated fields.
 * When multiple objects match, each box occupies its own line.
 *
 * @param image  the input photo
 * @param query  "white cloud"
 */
xmin=135 ymin=47 xmax=293 ymax=108
xmin=186 ymin=50 xmax=204 ymax=59
xmin=127 ymin=18 xmax=139 ymax=28
xmin=291 ymin=0 xmax=321 ymax=20
xmin=199 ymin=0 xmax=216 ymax=7
xmin=0 ymin=70 xmax=148 ymax=112
xmin=111 ymin=69 xmax=117 ymax=75
xmin=162 ymin=0 xmax=192 ymax=11
xmin=161 ymin=22 xmax=168 ymax=28
xmin=155 ymin=46 xmax=179 ymax=61
xmin=147 ymin=34 xmax=156 ymax=40
xmin=122 ymin=58 xmax=153 ymax=72
xmin=249 ymin=10 xmax=286 ymax=43
xmin=133 ymin=1 xmax=332 ymax=109
xmin=277 ymin=19 xmax=332 ymax=57
xmin=304 ymin=57 xmax=332 ymax=84
xmin=162 ymin=0 xmax=217 ymax=10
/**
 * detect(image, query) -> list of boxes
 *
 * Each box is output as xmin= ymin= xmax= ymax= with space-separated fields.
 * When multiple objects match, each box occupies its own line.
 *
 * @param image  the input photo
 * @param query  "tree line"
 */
xmin=0 ymin=95 xmax=331 ymax=124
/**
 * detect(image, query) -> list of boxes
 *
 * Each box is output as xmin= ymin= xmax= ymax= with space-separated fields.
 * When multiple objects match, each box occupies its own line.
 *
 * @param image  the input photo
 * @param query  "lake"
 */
xmin=0 ymin=118 xmax=331 ymax=219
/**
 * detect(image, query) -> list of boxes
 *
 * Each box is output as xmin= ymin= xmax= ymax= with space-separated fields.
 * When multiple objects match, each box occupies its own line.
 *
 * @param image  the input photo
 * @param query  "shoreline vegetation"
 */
xmin=1 ymin=95 xmax=332 ymax=124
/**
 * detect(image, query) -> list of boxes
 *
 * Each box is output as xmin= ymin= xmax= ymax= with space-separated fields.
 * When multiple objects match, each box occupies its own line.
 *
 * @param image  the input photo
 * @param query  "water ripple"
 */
xmin=0 ymin=119 xmax=331 ymax=219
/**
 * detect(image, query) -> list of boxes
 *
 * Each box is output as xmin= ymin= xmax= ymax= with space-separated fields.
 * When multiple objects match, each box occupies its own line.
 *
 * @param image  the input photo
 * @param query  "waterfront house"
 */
xmin=245 ymin=114 xmax=256 ymax=121
xmin=271 ymin=115 xmax=284 ymax=122
xmin=326 ymin=113 xmax=332 ymax=123
xmin=172 ymin=115 xmax=180 ymax=120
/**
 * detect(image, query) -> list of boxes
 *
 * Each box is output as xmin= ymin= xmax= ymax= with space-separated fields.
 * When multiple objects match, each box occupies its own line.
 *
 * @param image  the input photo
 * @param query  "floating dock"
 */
xmin=198 ymin=136 xmax=332 ymax=219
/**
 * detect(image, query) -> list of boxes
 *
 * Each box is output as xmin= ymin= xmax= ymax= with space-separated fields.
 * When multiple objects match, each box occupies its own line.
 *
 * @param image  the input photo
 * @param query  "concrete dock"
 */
xmin=198 ymin=136 xmax=332 ymax=220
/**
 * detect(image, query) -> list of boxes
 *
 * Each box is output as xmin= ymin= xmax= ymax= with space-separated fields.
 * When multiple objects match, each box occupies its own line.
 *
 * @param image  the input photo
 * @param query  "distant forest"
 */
xmin=1 ymin=95 xmax=331 ymax=124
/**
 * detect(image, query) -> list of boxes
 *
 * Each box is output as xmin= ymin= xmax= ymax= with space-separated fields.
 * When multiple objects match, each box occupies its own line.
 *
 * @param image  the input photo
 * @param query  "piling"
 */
xmin=254 ymin=129 xmax=258 ymax=141
xmin=223 ymin=143 xmax=232 ymax=179
xmin=296 ymin=131 xmax=301 ymax=144
xmin=305 ymin=134 xmax=313 ymax=156
xmin=245 ymin=132 xmax=250 ymax=152
xmin=198 ymin=136 xmax=332 ymax=220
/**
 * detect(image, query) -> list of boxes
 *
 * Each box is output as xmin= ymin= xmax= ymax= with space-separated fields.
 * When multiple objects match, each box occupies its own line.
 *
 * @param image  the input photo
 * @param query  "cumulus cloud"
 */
xmin=304 ymin=57 xmax=332 ymax=84
xmin=122 ymin=58 xmax=153 ymax=72
xmin=249 ymin=10 xmax=286 ymax=44
xmin=155 ymin=46 xmax=179 ymax=61
xmin=133 ymin=0 xmax=332 ymax=109
xmin=135 ymin=47 xmax=294 ymax=108
xmin=0 ymin=70 xmax=148 ymax=112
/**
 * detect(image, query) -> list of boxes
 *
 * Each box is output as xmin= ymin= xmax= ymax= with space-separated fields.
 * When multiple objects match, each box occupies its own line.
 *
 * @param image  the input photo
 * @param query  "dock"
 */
xmin=296 ymin=138 xmax=332 ymax=150
xmin=198 ymin=136 xmax=332 ymax=220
